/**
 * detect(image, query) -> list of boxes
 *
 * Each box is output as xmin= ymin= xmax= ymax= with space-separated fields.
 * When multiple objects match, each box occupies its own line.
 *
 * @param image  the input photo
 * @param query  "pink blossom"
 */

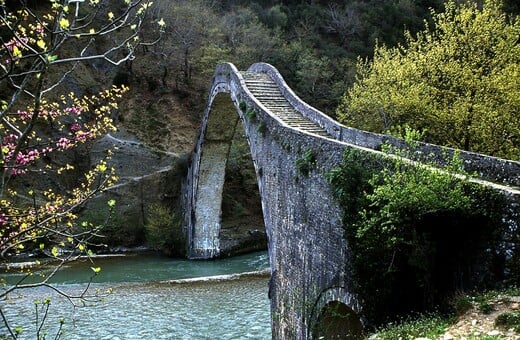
xmin=16 ymin=110 xmax=30 ymax=120
xmin=74 ymin=130 xmax=92 ymax=142
xmin=11 ymin=168 xmax=27 ymax=175
xmin=65 ymin=106 xmax=83 ymax=115
xmin=56 ymin=137 xmax=73 ymax=150
xmin=3 ymin=134 xmax=18 ymax=143
xmin=40 ymin=109 xmax=58 ymax=119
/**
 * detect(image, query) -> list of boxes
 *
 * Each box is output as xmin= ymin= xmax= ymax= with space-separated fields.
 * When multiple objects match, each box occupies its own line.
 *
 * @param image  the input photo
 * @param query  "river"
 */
xmin=0 ymin=251 xmax=271 ymax=339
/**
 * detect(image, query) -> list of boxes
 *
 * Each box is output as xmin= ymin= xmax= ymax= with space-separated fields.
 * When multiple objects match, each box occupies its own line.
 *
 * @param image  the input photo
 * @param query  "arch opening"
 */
xmin=219 ymin=118 xmax=267 ymax=256
xmin=311 ymin=301 xmax=364 ymax=340
xmin=190 ymin=93 xmax=266 ymax=258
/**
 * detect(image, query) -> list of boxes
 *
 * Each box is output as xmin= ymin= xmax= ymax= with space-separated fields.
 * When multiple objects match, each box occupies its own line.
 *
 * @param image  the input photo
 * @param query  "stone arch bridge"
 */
xmin=182 ymin=62 xmax=520 ymax=339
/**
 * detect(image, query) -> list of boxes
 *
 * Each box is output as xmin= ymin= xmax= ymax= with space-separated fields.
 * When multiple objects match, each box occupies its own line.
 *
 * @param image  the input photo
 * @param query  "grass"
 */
xmin=495 ymin=310 xmax=520 ymax=333
xmin=371 ymin=314 xmax=450 ymax=339
xmin=459 ymin=287 xmax=520 ymax=315
xmin=371 ymin=287 xmax=520 ymax=339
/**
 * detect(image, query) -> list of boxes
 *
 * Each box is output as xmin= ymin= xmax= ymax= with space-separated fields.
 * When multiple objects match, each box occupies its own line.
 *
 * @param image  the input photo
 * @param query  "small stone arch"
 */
xmin=187 ymin=92 xmax=241 ymax=259
xmin=309 ymin=287 xmax=364 ymax=339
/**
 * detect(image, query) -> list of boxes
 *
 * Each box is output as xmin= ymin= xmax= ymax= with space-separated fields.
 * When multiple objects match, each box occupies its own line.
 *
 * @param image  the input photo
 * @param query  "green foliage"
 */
xmin=337 ymin=0 xmax=520 ymax=160
xmin=257 ymin=121 xmax=267 ymax=135
xmin=147 ymin=0 xmax=449 ymax=115
xmin=144 ymin=203 xmax=184 ymax=256
xmin=295 ymin=149 xmax=316 ymax=177
xmin=245 ymin=109 xmax=256 ymax=120
xmin=373 ymin=313 xmax=450 ymax=340
xmin=495 ymin=310 xmax=520 ymax=332
xmin=219 ymin=6 xmax=282 ymax=69
xmin=452 ymin=294 xmax=474 ymax=316
xmin=357 ymin=150 xmax=471 ymax=252
xmin=479 ymin=301 xmax=494 ymax=314
xmin=327 ymin=143 xmax=507 ymax=323
xmin=326 ymin=149 xmax=377 ymax=224
xmin=264 ymin=5 xmax=287 ymax=29
xmin=387 ymin=124 xmax=426 ymax=145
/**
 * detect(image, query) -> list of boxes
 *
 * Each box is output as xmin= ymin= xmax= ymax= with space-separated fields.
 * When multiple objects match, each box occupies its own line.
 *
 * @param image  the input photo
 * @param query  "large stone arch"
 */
xmin=182 ymin=62 xmax=519 ymax=339
xmin=182 ymin=64 xmax=272 ymax=260
xmin=182 ymin=63 xmax=362 ymax=338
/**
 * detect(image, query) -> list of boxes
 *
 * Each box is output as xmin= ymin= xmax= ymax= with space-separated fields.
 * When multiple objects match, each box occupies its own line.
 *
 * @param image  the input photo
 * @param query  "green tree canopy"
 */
xmin=336 ymin=0 xmax=520 ymax=160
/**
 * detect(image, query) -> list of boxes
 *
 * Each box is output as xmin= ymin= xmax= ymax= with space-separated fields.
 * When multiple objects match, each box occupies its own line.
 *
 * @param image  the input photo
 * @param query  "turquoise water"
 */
xmin=0 ymin=252 xmax=271 ymax=339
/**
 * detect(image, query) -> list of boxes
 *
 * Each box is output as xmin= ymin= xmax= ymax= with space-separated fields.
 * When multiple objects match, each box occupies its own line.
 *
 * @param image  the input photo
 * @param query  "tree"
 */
xmin=0 ymin=0 xmax=161 ymax=337
xmin=336 ymin=0 xmax=520 ymax=160
xmin=220 ymin=6 xmax=282 ymax=68
xmin=324 ymin=3 xmax=361 ymax=49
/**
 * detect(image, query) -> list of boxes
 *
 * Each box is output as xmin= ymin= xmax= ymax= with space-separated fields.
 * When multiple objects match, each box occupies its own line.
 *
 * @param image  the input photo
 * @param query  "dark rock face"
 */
xmin=83 ymin=128 xmax=183 ymax=250
xmin=219 ymin=228 xmax=267 ymax=257
xmin=83 ymin=127 xmax=265 ymax=257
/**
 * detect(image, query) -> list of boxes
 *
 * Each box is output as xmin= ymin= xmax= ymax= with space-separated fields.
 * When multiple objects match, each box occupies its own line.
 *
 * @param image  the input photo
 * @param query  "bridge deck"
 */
xmin=241 ymin=71 xmax=520 ymax=195
xmin=242 ymin=71 xmax=332 ymax=138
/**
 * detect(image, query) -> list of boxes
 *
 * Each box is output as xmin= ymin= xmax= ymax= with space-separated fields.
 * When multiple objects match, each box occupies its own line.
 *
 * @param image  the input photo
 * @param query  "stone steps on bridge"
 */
xmin=242 ymin=72 xmax=331 ymax=138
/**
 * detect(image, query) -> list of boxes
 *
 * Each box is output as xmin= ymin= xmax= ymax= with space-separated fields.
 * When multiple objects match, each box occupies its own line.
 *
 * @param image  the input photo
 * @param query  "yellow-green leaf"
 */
xmin=12 ymin=46 xmax=22 ymax=58
xmin=59 ymin=18 xmax=69 ymax=30
xmin=37 ymin=39 xmax=46 ymax=50
xmin=47 ymin=54 xmax=58 ymax=62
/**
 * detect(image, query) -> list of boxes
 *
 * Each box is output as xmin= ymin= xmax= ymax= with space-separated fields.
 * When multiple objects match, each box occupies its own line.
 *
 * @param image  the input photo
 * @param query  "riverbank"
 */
xmin=371 ymin=289 xmax=520 ymax=339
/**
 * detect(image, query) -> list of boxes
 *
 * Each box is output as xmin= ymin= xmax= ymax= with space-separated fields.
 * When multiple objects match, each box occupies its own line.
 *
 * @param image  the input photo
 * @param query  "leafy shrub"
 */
xmin=452 ymin=294 xmax=474 ymax=316
xmin=295 ymin=149 xmax=316 ymax=176
xmin=245 ymin=109 xmax=256 ymax=120
xmin=495 ymin=311 xmax=520 ymax=332
xmin=144 ymin=204 xmax=184 ymax=256
xmin=327 ymin=138 xmax=507 ymax=323
xmin=337 ymin=0 xmax=520 ymax=160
